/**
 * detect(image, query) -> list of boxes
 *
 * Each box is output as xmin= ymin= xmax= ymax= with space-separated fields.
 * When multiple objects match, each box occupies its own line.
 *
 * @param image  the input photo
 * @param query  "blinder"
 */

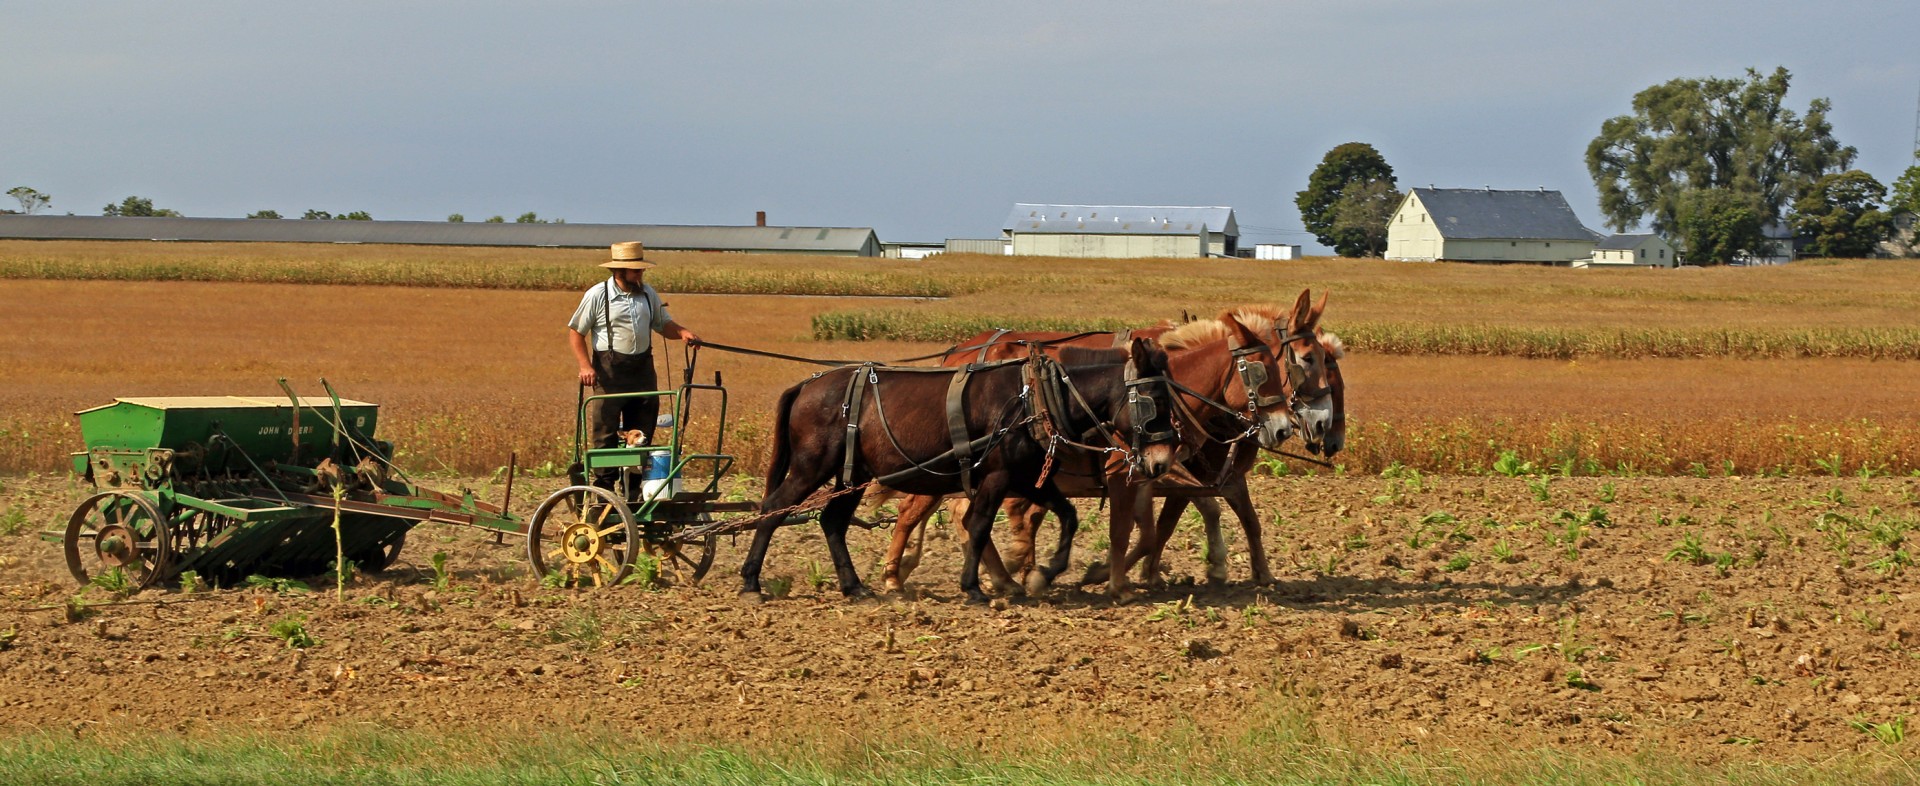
xmin=1122 ymin=371 xmax=1179 ymax=446
xmin=1231 ymin=343 xmax=1286 ymax=410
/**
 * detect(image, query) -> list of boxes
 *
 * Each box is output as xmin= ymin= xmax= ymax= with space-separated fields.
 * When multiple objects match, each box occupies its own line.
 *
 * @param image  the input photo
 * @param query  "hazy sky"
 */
xmin=6 ymin=2 xmax=1917 ymax=251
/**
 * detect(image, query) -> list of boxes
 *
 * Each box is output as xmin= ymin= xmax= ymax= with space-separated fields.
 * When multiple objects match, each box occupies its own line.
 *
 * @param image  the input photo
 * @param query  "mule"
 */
xmin=739 ymin=339 xmax=1185 ymax=604
xmin=875 ymin=308 xmax=1296 ymax=595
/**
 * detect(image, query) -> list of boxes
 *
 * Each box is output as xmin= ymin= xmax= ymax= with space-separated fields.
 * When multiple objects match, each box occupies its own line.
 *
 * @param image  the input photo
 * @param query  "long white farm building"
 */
xmin=1002 ymin=204 xmax=1239 ymax=258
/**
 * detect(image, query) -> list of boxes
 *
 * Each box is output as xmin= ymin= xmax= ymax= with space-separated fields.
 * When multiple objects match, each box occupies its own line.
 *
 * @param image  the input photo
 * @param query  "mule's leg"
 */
xmin=958 ymin=477 xmax=1010 ymax=606
xmin=1026 ymin=485 xmax=1079 ymax=596
xmin=947 ymin=497 xmax=1011 ymax=594
xmin=882 ymin=493 xmax=939 ymax=592
xmin=1185 ymin=497 xmax=1230 ymax=584
xmin=1104 ymin=484 xmax=1150 ymax=601
xmin=1121 ymin=496 xmax=1181 ymax=588
xmin=817 ymin=487 xmax=874 ymax=600
xmin=1221 ymin=476 xmax=1273 ymax=585
xmin=739 ymin=468 xmax=832 ymax=600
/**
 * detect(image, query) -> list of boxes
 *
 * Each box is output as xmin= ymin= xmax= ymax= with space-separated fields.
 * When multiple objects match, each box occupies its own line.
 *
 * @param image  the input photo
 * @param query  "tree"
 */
xmin=1326 ymin=180 xmax=1401 ymax=257
xmin=515 ymin=212 xmax=546 ymax=224
xmin=447 ymin=213 xmax=465 ymax=223
xmin=102 ymin=196 xmax=180 ymax=217
xmin=1791 ymin=170 xmax=1891 ymax=258
xmin=7 ymin=186 xmax=50 ymax=214
xmin=1296 ymin=142 xmax=1398 ymax=257
xmin=302 ymin=209 xmax=333 ymax=220
xmin=246 ymin=209 xmax=282 ymax=219
xmin=1587 ymin=67 xmax=1854 ymax=239
xmin=1891 ymin=164 xmax=1920 ymax=217
xmin=1673 ymin=189 xmax=1768 ymax=265
xmin=336 ymin=211 xmax=372 ymax=221
xmin=484 ymin=215 xmax=505 ymax=223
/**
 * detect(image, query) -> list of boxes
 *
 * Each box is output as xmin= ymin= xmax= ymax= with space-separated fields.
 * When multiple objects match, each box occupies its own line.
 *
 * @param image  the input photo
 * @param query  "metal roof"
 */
xmin=1595 ymin=233 xmax=1660 ymax=250
xmin=0 ymin=215 xmax=881 ymax=255
xmin=1408 ymin=188 xmax=1597 ymax=241
xmin=1002 ymin=204 xmax=1238 ymax=236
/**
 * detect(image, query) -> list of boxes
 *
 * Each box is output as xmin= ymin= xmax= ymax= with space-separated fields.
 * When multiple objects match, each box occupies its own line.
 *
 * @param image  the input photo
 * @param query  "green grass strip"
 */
xmin=0 ymin=724 xmax=1911 ymax=786
xmin=813 ymin=309 xmax=1920 ymax=359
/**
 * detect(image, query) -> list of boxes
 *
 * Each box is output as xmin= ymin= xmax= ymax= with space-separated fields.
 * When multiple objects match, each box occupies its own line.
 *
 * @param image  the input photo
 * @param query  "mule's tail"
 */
xmin=762 ymin=382 xmax=803 ymax=499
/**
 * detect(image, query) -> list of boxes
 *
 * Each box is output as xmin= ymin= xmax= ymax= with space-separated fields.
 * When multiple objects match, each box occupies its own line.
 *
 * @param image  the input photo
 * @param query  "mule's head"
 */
xmin=1221 ymin=313 xmax=1295 ymax=450
xmin=1120 ymin=337 xmax=1183 ymax=479
xmin=1278 ymin=289 xmax=1344 ymax=456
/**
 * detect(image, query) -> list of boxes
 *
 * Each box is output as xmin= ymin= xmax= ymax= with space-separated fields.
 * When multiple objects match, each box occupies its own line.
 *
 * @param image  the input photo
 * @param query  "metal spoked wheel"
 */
xmin=644 ymin=513 xmax=717 ymax=586
xmin=64 ymin=490 xmax=173 ymax=591
xmin=528 ymin=485 xmax=639 ymax=588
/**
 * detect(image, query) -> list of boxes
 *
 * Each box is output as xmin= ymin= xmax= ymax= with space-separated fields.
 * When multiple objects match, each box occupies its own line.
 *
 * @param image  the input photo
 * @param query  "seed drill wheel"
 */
xmin=644 ymin=514 xmax=717 ymax=586
xmin=64 ymin=491 xmax=172 ymax=591
xmin=528 ymin=486 xmax=639 ymax=588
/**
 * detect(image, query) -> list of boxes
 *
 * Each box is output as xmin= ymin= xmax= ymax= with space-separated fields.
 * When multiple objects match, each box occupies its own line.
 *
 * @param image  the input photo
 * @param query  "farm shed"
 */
xmin=944 ymin=238 xmax=1010 ymax=256
xmin=1577 ymin=233 xmax=1675 ymax=268
xmin=0 ymin=215 xmax=883 ymax=256
xmin=1252 ymin=243 xmax=1302 ymax=260
xmin=1385 ymin=188 xmax=1599 ymax=265
xmin=1002 ymin=204 xmax=1238 ymax=259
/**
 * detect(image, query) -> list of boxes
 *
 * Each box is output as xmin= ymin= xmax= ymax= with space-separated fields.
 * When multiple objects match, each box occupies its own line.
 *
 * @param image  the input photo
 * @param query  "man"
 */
xmin=567 ymin=241 xmax=699 ymax=489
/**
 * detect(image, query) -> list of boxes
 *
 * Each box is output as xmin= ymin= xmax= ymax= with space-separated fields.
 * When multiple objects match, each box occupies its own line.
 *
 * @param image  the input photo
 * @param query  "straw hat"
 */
xmin=601 ymin=241 xmax=657 ymax=270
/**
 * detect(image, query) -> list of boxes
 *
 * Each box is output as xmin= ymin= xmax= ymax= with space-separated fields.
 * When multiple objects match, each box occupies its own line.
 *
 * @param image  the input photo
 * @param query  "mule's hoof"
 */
xmin=844 ymin=584 xmax=877 ymax=602
xmin=1023 ymin=571 xmax=1051 ymax=597
xmin=737 ymin=591 xmax=766 ymax=606
xmin=1205 ymin=571 xmax=1232 ymax=586
xmin=964 ymin=591 xmax=992 ymax=606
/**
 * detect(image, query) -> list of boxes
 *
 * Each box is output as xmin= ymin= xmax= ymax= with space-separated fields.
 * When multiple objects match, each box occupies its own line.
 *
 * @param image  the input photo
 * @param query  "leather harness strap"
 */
xmin=976 ymin=328 xmax=1012 ymax=364
xmin=839 ymin=362 xmax=877 ymax=487
xmin=944 ymin=364 xmax=978 ymax=493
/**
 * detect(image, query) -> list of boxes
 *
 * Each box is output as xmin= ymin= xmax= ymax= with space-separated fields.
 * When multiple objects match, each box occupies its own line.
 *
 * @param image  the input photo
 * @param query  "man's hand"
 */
xmin=578 ymin=366 xmax=596 ymax=387
xmin=681 ymin=330 xmax=700 ymax=345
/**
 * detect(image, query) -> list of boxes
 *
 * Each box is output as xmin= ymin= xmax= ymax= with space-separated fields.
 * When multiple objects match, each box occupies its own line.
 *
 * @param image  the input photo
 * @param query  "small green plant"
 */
xmin=1443 ymin=553 xmax=1471 ymax=572
xmin=1241 ymin=603 xmax=1266 ymax=629
xmin=88 ymin=567 xmax=132 ymax=597
xmin=1597 ymin=482 xmax=1616 ymax=504
xmin=1492 ymin=450 xmax=1536 ymax=478
xmin=550 ymin=608 xmax=603 ymax=651
xmin=763 ymin=576 xmax=794 ymax=599
xmin=244 ymin=575 xmax=311 ymax=594
xmin=1666 ymin=532 xmax=1708 ymax=565
xmin=540 ymin=569 xmax=567 ymax=589
xmin=1712 ymin=550 xmax=1737 ymax=577
xmin=430 ymin=551 xmax=452 ymax=591
xmin=177 ymin=570 xmax=205 ymax=594
xmin=624 ymin=553 xmax=661 ymax=590
xmin=269 ymin=614 xmax=318 ymax=649
xmin=805 ymin=560 xmax=831 ymax=592
xmin=1491 ymin=539 xmax=1516 ymax=563
xmin=1814 ymin=454 xmax=1845 ymax=477
xmin=1564 ymin=669 xmax=1598 ymax=691
xmin=1869 ymin=550 xmax=1912 ymax=577
xmin=0 ymin=506 xmax=26 ymax=536
xmin=1526 ymin=476 xmax=1553 ymax=503
xmin=1849 ymin=715 xmax=1906 ymax=745
xmin=1146 ymin=595 xmax=1196 ymax=627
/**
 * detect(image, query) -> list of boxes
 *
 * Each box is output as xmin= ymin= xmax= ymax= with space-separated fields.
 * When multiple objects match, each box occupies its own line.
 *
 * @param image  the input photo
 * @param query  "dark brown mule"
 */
xmin=1119 ymin=290 xmax=1346 ymax=586
xmin=875 ymin=310 xmax=1294 ymax=596
xmin=738 ymin=340 xmax=1184 ymax=604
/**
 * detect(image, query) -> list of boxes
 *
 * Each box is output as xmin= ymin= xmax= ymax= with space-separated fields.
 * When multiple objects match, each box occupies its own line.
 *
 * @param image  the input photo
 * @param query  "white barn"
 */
xmin=1002 ymin=204 xmax=1239 ymax=258
xmin=1386 ymin=188 xmax=1599 ymax=265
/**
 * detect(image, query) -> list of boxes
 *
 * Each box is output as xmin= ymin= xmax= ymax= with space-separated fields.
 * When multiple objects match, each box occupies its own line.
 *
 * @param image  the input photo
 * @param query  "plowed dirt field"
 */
xmin=3 ymin=472 xmax=1917 ymax=763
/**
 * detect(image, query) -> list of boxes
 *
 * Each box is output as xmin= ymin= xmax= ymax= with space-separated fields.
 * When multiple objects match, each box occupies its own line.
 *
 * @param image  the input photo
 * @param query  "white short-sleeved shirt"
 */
xmin=568 ymin=278 xmax=672 ymax=354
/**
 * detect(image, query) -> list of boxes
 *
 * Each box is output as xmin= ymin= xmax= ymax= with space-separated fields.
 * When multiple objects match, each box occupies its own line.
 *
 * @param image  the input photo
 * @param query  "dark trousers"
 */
xmin=588 ymin=349 xmax=658 ymax=488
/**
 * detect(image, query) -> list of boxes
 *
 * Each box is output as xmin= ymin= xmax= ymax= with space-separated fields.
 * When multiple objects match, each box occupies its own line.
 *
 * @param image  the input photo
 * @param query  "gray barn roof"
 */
xmin=0 ymin=215 xmax=881 ymax=255
xmin=1003 ymin=204 xmax=1237 ymax=236
xmin=1410 ymin=188 xmax=1598 ymax=241
xmin=1595 ymin=233 xmax=1659 ymax=250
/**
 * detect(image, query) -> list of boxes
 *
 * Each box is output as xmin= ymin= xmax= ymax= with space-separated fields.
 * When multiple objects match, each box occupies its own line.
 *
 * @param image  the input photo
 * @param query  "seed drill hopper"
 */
xmin=62 ymin=382 xmax=517 ymax=590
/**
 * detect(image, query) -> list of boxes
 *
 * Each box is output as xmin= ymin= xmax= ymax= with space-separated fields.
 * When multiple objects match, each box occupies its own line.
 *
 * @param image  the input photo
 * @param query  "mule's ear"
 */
xmin=1130 ymin=336 xmax=1164 ymax=371
xmin=1288 ymin=289 xmax=1313 ymax=332
xmin=1222 ymin=312 xmax=1256 ymax=345
xmin=1308 ymin=291 xmax=1327 ymax=328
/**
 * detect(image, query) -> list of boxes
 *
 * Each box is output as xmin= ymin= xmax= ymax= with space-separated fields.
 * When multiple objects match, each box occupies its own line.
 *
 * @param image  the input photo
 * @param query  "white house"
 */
xmin=1579 ymin=233 xmax=1676 ymax=268
xmin=1386 ymin=187 xmax=1600 ymax=265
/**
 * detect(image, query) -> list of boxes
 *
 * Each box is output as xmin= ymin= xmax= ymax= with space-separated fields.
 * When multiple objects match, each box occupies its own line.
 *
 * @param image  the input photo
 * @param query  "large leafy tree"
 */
xmin=1673 ymin=190 xmax=1767 ymax=265
xmin=1891 ymin=164 xmax=1920 ymax=217
xmin=1586 ymin=67 xmax=1854 ymax=261
xmin=1297 ymin=142 xmax=1400 ymax=257
xmin=1791 ymin=170 xmax=1891 ymax=258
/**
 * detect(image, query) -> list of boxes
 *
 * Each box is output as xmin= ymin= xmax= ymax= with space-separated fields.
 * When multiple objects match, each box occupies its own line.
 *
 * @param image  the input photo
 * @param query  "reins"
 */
xmin=690 ymin=330 xmax=1114 ymax=369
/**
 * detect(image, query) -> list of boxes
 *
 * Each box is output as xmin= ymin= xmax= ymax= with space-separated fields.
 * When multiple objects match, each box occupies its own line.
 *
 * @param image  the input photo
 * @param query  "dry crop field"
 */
xmin=3 ymin=240 xmax=1920 ymax=479
xmin=2 ymin=241 xmax=1920 ymax=781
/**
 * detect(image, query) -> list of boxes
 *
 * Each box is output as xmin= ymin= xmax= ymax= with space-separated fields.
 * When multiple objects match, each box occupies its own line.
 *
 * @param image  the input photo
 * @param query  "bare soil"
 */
xmin=3 ymin=471 xmax=1917 ymax=763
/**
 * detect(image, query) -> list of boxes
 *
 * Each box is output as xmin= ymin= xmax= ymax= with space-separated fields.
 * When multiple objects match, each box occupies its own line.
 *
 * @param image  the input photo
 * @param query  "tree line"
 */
xmin=1297 ymin=67 xmax=1920 ymax=264
xmin=0 ymin=190 xmax=563 ymax=225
